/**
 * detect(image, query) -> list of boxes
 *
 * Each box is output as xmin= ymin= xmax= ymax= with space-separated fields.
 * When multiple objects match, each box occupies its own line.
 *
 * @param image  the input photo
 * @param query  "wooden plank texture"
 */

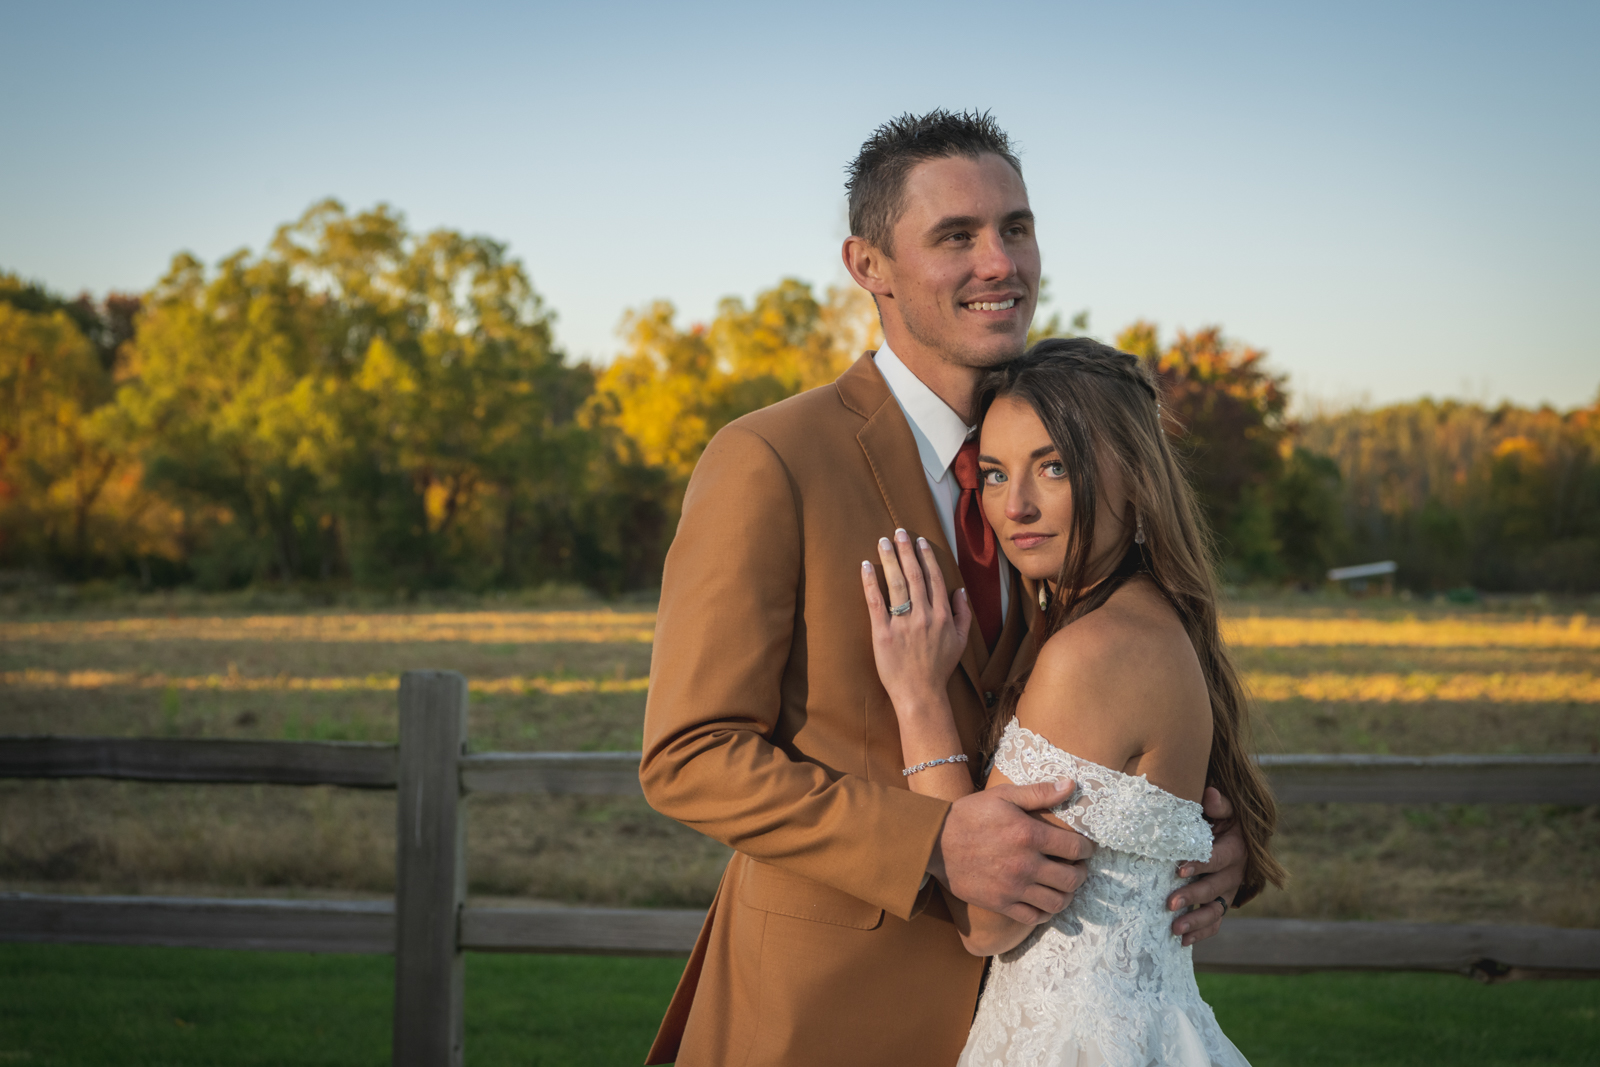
xmin=0 ymin=735 xmax=396 ymax=788
xmin=393 ymin=671 xmax=468 ymax=1067
xmin=459 ymin=751 xmax=643 ymax=795
xmin=5 ymin=738 xmax=1594 ymax=803
xmin=460 ymin=906 xmax=706 ymax=956
xmin=1194 ymin=916 xmax=1600 ymax=980
xmin=1260 ymin=753 xmax=1600 ymax=804
xmin=458 ymin=750 xmax=1600 ymax=804
xmin=0 ymin=892 xmax=393 ymax=953
xmin=5 ymin=893 xmax=1595 ymax=980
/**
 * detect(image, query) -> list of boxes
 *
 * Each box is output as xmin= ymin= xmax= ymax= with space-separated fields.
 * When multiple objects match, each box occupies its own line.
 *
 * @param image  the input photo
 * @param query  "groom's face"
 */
xmin=881 ymin=152 xmax=1040 ymax=370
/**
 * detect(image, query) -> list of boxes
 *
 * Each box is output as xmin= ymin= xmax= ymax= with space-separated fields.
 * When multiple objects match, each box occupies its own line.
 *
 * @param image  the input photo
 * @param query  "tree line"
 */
xmin=3 ymin=201 xmax=1597 ymax=595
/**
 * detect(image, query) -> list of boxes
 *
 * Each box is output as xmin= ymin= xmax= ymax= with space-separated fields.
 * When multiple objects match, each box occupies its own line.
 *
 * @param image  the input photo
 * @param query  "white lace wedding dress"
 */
xmin=958 ymin=721 xmax=1252 ymax=1067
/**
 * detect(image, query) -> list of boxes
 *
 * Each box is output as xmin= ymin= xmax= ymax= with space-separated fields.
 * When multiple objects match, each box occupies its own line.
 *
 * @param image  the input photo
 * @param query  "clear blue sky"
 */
xmin=3 ymin=0 xmax=1596 ymax=409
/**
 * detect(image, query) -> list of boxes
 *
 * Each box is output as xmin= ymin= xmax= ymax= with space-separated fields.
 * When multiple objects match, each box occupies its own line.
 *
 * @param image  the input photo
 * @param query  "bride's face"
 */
xmin=977 ymin=394 xmax=1130 ymax=586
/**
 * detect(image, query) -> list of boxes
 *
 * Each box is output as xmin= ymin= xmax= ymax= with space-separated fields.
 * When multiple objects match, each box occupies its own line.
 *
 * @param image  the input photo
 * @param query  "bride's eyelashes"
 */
xmin=979 ymin=460 xmax=1066 ymax=486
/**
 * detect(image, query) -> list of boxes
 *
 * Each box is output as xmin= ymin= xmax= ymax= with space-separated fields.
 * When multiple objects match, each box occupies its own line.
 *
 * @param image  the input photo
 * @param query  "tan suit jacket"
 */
xmin=640 ymin=353 xmax=1029 ymax=1066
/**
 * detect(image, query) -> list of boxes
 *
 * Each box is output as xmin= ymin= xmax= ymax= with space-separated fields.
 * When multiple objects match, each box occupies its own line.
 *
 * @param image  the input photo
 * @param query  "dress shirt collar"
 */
xmin=873 ymin=342 xmax=974 ymax=482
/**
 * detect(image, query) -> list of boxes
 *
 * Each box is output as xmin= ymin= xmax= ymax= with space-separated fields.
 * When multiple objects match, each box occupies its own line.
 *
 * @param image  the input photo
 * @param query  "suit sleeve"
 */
xmin=640 ymin=423 xmax=950 ymax=921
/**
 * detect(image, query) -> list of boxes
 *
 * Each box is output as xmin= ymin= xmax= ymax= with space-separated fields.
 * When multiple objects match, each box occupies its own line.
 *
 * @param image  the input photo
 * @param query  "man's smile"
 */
xmin=962 ymin=297 xmax=1019 ymax=312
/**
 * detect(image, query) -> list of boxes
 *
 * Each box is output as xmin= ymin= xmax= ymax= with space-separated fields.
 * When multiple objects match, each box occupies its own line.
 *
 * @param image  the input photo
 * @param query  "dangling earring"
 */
xmin=1134 ymin=515 xmax=1146 ymax=546
xmin=1038 ymin=582 xmax=1051 ymax=611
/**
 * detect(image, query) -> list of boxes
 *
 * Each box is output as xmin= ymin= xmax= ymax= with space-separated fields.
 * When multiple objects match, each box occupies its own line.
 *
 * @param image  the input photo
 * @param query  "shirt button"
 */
xmin=984 ymin=691 xmax=997 ymax=708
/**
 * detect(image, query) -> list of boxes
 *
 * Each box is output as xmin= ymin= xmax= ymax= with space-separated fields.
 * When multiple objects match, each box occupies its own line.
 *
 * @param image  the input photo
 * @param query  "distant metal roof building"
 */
xmin=1327 ymin=561 xmax=1398 ymax=582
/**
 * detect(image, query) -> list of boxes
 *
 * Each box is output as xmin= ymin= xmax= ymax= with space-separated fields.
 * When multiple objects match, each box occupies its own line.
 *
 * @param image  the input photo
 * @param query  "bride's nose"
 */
xmin=1005 ymin=484 xmax=1038 ymax=523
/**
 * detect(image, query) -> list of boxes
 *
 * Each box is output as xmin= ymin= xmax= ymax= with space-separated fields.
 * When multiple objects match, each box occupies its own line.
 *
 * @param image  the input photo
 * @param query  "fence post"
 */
xmin=393 ymin=670 xmax=468 ymax=1067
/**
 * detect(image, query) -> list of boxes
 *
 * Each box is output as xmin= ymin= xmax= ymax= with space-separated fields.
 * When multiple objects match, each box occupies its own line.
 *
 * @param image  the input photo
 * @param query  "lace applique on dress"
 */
xmin=992 ymin=722 xmax=1213 ymax=863
xmin=957 ymin=719 xmax=1251 ymax=1067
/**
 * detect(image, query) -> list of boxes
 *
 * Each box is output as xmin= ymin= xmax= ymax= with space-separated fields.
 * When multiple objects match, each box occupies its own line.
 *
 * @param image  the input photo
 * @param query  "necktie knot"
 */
xmin=952 ymin=439 xmax=982 ymax=492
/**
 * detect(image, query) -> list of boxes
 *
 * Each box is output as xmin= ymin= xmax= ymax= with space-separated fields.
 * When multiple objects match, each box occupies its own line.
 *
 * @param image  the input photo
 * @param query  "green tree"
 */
xmin=1272 ymin=447 xmax=1345 ymax=584
xmin=113 ymin=200 xmax=590 ymax=589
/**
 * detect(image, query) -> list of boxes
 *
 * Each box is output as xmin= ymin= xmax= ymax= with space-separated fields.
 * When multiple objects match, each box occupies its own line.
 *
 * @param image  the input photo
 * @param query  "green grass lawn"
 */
xmin=2 ymin=944 xmax=1597 ymax=1066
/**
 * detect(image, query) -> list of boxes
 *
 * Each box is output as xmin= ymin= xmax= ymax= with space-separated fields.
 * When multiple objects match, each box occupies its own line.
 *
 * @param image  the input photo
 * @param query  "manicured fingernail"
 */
xmin=895 ymin=528 xmax=909 ymax=542
xmin=918 ymin=536 xmax=929 ymax=549
xmin=862 ymin=561 xmax=872 ymax=571
xmin=879 ymin=537 xmax=891 ymax=551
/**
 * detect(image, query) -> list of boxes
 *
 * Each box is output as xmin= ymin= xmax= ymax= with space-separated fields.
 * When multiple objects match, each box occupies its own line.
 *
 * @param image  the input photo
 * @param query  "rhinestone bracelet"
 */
xmin=902 ymin=753 xmax=969 ymax=777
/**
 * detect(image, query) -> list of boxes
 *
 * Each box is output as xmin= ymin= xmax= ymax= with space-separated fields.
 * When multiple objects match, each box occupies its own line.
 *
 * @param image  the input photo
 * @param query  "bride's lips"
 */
xmin=1009 ymin=532 xmax=1055 ymax=550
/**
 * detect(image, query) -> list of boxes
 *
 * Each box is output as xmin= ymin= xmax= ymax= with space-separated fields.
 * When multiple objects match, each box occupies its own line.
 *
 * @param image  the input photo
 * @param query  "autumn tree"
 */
xmin=1119 ymin=322 xmax=1293 ymax=579
xmin=1300 ymin=395 xmax=1600 ymax=592
xmin=113 ymin=201 xmax=591 ymax=589
xmin=593 ymin=279 xmax=879 ymax=483
xmin=0 ymin=276 xmax=158 ymax=575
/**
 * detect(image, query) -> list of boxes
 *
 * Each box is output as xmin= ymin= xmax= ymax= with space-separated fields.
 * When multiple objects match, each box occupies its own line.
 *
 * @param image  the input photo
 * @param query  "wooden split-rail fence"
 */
xmin=3 ymin=669 xmax=1599 ymax=1065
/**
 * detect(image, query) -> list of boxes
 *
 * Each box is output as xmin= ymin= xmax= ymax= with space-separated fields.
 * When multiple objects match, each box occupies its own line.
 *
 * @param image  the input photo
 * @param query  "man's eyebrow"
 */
xmin=925 ymin=208 xmax=1036 ymax=239
xmin=925 ymin=214 xmax=982 ymax=237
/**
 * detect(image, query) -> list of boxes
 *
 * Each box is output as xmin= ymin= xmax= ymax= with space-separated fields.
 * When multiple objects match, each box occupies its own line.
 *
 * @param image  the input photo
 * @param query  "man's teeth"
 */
xmin=965 ymin=299 xmax=1016 ymax=311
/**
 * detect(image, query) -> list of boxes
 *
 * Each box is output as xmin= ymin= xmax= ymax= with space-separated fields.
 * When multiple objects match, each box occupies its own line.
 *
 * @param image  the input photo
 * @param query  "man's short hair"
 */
xmin=845 ymin=109 xmax=1023 ymax=255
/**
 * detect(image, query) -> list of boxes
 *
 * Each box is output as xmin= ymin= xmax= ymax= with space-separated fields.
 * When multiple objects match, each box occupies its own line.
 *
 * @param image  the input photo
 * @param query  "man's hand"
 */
xmin=1167 ymin=786 xmax=1247 ymax=946
xmin=929 ymin=780 xmax=1094 ymax=924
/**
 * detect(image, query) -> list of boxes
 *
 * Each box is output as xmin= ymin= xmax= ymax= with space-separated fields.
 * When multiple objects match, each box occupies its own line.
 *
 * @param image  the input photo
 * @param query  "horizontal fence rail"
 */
xmin=5 ymin=892 xmax=1595 ymax=981
xmin=5 ymin=737 xmax=1597 ymax=804
xmin=0 ymin=892 xmax=395 ymax=954
xmin=1257 ymin=752 xmax=1600 ymax=805
xmin=0 ymin=735 xmax=397 ymax=788
xmin=458 ymin=751 xmax=644 ymax=796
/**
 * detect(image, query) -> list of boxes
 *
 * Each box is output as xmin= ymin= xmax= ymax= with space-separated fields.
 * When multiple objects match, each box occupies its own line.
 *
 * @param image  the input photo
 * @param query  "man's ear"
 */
xmin=842 ymin=235 xmax=894 ymax=299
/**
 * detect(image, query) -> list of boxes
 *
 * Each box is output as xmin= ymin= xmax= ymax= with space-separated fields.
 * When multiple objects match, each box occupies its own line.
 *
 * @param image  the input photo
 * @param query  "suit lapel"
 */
xmin=844 ymin=354 xmax=988 ymax=693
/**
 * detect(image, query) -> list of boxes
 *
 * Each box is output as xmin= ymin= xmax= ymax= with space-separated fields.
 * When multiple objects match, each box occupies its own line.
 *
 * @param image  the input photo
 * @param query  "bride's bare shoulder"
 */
xmin=1017 ymin=579 xmax=1210 ymax=772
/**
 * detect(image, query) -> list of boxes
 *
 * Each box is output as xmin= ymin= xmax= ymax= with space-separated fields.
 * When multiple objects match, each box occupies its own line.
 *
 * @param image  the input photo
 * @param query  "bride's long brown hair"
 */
xmin=978 ymin=337 xmax=1286 ymax=900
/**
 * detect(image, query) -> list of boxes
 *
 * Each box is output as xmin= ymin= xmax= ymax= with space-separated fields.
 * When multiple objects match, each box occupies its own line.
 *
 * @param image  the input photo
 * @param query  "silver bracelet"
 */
xmin=902 ymin=753 xmax=969 ymax=777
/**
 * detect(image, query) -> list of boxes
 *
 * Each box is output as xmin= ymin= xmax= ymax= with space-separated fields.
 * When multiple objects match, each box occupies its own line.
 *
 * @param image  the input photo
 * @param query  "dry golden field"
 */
xmin=2 ymin=594 xmax=1597 ymax=926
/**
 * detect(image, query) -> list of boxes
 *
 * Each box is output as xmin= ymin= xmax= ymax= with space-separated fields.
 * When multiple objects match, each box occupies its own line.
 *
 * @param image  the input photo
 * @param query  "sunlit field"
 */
xmin=2 ymin=595 xmax=1597 ymax=926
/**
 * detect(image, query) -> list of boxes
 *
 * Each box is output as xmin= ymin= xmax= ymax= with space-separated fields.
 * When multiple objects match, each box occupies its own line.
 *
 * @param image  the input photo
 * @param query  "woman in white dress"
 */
xmin=860 ymin=337 xmax=1286 ymax=1067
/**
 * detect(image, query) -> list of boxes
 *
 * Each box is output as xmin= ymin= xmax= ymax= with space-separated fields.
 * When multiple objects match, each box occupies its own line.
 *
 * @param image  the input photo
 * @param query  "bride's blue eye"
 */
xmin=1042 ymin=461 xmax=1066 ymax=478
xmin=980 ymin=467 xmax=1006 ymax=486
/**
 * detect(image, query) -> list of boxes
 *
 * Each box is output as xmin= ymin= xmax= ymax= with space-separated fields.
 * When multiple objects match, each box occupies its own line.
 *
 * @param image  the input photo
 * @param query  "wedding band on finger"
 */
xmin=888 ymin=600 xmax=913 ymax=616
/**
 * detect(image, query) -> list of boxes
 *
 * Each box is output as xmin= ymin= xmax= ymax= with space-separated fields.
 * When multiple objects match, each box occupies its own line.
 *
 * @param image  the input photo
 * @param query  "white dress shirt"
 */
xmin=873 ymin=343 xmax=1010 ymax=622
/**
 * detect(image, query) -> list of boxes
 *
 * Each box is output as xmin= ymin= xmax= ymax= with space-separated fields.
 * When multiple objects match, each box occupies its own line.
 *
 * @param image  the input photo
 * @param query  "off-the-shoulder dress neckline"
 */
xmin=1002 ymin=720 xmax=1205 ymax=811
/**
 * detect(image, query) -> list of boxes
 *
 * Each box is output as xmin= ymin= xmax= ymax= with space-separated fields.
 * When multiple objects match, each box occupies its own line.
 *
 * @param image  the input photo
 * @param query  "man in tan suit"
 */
xmin=641 ymin=111 xmax=1248 ymax=1066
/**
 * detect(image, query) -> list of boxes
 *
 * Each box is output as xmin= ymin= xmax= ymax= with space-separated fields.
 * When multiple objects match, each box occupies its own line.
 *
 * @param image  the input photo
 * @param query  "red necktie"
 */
xmin=951 ymin=439 xmax=1002 ymax=649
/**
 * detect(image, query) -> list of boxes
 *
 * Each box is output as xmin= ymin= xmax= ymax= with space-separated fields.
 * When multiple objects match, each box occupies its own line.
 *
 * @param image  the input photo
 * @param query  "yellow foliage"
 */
xmin=1493 ymin=434 xmax=1540 ymax=462
xmin=592 ymin=280 xmax=880 ymax=481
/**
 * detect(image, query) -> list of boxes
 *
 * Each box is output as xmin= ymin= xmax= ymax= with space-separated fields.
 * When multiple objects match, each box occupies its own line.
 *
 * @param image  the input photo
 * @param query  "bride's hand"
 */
xmin=860 ymin=529 xmax=973 ymax=715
